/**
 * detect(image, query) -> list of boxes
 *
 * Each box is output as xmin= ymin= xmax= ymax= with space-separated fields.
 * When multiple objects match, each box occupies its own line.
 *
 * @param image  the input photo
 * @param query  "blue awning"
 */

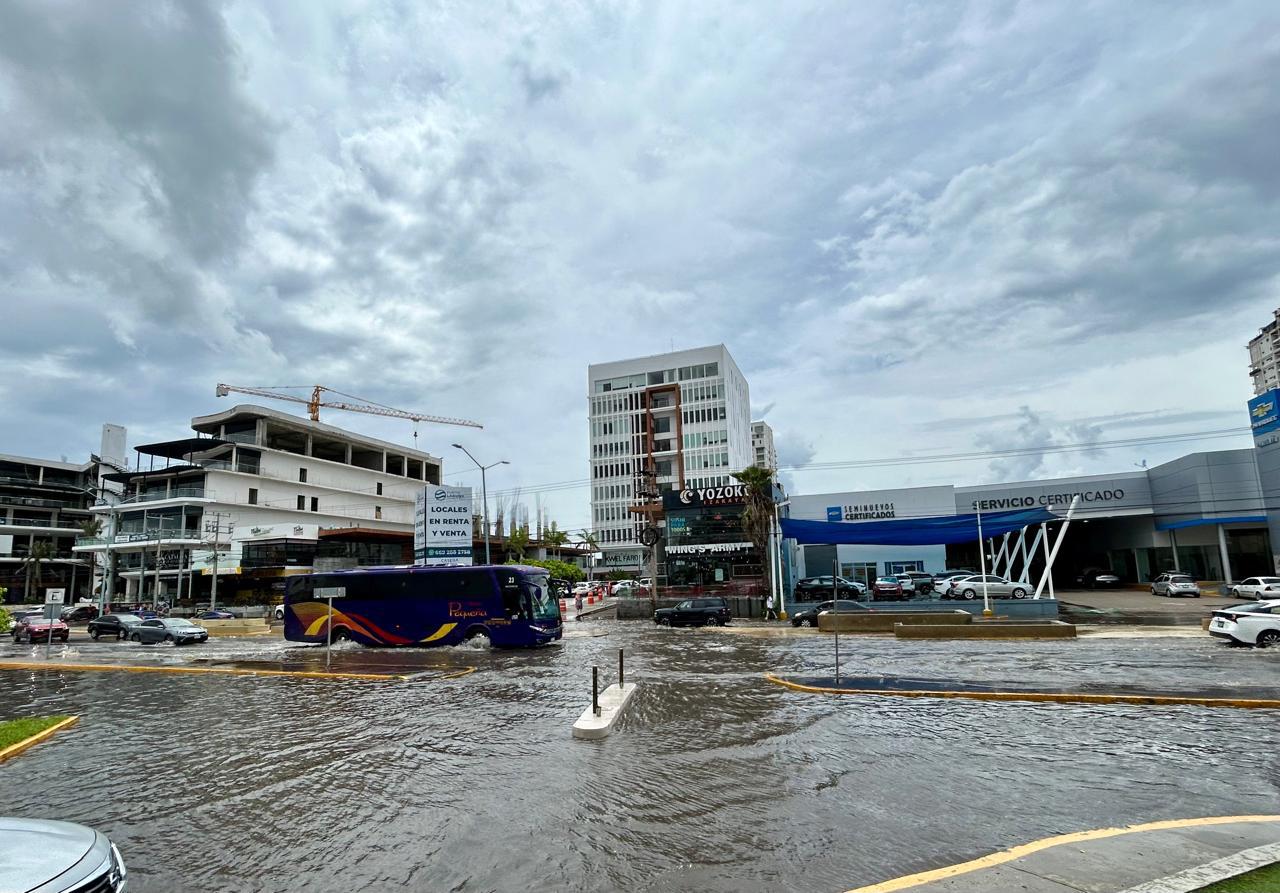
xmin=781 ymin=508 xmax=1059 ymax=546
xmin=1155 ymin=515 xmax=1266 ymax=531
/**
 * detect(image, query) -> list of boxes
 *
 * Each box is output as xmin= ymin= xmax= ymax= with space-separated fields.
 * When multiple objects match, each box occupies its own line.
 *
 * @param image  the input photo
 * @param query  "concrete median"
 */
xmin=818 ymin=611 xmax=972 ymax=633
xmin=894 ymin=620 xmax=1077 ymax=639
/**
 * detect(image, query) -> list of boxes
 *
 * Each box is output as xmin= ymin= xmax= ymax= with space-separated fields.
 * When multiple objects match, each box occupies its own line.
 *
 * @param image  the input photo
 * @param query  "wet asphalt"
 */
xmin=0 ymin=622 xmax=1278 ymax=892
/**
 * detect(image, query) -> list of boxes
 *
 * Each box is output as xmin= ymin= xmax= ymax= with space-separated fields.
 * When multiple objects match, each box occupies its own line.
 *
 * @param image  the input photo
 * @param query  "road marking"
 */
xmin=0 ymin=716 xmax=79 ymax=763
xmin=0 ymin=660 xmax=405 ymax=681
xmin=764 ymin=673 xmax=1280 ymax=709
xmin=845 ymin=816 xmax=1280 ymax=893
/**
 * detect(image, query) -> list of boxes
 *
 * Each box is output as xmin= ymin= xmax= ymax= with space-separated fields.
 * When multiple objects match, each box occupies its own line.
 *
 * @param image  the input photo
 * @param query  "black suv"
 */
xmin=790 ymin=599 xmax=871 ymax=627
xmin=654 ymin=597 xmax=732 ymax=627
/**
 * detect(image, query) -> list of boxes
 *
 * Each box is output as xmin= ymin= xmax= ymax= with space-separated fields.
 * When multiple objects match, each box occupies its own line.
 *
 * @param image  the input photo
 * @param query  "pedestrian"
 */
xmin=765 ymin=593 xmax=779 ymax=621
xmin=574 ymin=589 xmax=584 ymax=620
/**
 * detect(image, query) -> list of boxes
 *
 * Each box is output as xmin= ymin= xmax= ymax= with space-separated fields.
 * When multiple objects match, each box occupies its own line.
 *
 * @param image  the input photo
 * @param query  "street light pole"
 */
xmin=452 ymin=445 xmax=509 ymax=566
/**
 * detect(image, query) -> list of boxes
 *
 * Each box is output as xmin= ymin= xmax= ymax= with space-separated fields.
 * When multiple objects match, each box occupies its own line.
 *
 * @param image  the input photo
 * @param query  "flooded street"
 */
xmin=1 ymin=624 xmax=1279 ymax=892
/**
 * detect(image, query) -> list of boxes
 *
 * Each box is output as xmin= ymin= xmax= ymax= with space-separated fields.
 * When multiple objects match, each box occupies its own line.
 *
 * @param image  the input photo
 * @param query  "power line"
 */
xmin=483 ymin=426 xmax=1254 ymax=499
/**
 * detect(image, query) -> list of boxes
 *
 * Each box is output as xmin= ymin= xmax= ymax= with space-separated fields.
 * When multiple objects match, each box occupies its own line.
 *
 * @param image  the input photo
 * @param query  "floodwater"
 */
xmin=1 ymin=624 xmax=1278 ymax=892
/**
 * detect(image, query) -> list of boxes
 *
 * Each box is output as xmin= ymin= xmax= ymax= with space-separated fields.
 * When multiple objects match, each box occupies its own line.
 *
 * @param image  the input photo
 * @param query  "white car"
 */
xmin=572 ymin=582 xmax=592 ymax=595
xmin=1208 ymin=600 xmax=1280 ymax=646
xmin=1150 ymin=573 xmax=1201 ymax=597
xmin=1229 ymin=577 xmax=1280 ymax=599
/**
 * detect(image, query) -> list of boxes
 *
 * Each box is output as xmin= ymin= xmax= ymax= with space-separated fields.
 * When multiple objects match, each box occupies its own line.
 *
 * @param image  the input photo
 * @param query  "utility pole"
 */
xmin=205 ymin=511 xmax=231 ymax=611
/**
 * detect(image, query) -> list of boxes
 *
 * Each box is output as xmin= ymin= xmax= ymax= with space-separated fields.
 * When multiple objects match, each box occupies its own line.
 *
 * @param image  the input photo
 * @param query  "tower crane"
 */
xmin=215 ymin=383 xmax=482 ymax=448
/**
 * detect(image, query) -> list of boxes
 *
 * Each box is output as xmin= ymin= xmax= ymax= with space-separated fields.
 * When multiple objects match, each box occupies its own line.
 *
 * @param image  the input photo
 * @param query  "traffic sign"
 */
xmin=45 ymin=588 xmax=66 ymax=605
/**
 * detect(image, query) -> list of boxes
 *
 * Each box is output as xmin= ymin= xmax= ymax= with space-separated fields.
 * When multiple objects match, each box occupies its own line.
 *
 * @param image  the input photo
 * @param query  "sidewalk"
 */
xmin=846 ymin=816 xmax=1280 ymax=893
xmin=566 ymin=596 xmax=616 ymax=622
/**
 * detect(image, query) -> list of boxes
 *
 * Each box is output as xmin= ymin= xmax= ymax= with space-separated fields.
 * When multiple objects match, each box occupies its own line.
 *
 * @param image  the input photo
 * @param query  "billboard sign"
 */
xmin=415 ymin=485 xmax=474 ymax=566
xmin=1249 ymin=389 xmax=1280 ymax=447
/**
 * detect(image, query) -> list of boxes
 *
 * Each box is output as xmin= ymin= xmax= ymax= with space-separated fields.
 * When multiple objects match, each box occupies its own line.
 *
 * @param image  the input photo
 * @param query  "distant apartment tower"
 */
xmin=1248 ymin=307 xmax=1280 ymax=395
xmin=751 ymin=421 xmax=777 ymax=471
xmin=588 ymin=345 xmax=752 ymax=570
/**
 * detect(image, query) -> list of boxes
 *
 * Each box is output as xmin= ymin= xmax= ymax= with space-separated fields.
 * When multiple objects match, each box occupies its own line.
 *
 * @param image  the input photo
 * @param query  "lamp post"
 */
xmin=452 ymin=444 xmax=508 ymax=566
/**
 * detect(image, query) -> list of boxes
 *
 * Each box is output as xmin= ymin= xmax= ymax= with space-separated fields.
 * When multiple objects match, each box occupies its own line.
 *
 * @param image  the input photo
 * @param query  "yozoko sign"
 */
xmin=1249 ymin=388 xmax=1280 ymax=447
xmin=827 ymin=502 xmax=895 ymax=522
xmin=970 ymin=489 xmax=1125 ymax=512
xmin=414 ymin=485 xmax=473 ymax=567
xmin=662 ymin=484 xmax=748 ymax=511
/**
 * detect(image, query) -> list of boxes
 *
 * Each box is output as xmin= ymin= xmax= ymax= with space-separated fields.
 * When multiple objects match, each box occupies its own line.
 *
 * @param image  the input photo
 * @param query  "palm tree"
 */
xmin=508 ymin=526 xmax=530 ymax=562
xmin=79 ymin=518 xmax=103 ymax=538
xmin=20 ymin=540 xmax=56 ymax=601
xmin=578 ymin=529 xmax=600 ymax=581
xmin=731 ymin=466 xmax=777 ymax=601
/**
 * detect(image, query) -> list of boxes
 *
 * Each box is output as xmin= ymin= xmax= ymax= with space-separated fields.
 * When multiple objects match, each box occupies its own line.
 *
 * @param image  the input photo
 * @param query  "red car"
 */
xmin=11 ymin=613 xmax=70 ymax=644
xmin=871 ymin=576 xmax=906 ymax=601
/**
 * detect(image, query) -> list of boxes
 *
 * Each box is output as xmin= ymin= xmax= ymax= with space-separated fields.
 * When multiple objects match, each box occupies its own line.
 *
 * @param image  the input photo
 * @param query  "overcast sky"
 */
xmin=2 ymin=1 xmax=1278 ymax=532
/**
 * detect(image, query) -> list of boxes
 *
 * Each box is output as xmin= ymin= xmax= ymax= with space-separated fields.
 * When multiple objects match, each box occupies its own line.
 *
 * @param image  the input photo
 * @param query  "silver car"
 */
xmin=946 ymin=574 xmax=1030 ymax=600
xmin=1151 ymin=573 xmax=1201 ymax=597
xmin=0 ymin=817 xmax=127 ymax=891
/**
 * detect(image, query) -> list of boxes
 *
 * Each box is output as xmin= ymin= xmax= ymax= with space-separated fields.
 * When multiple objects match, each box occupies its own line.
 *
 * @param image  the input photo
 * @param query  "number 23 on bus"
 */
xmin=282 ymin=565 xmax=564 ymax=647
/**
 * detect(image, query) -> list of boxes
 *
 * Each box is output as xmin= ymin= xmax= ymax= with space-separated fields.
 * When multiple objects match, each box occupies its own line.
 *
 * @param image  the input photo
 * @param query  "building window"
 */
xmin=299 ymin=468 xmax=308 ymax=482
xmin=297 ymin=495 xmax=305 ymax=510
xmin=375 ymin=506 xmax=382 ymax=520
xmin=248 ymin=488 xmax=258 ymax=505
xmin=310 ymin=496 xmax=319 ymax=512
xmin=376 ymin=482 xmax=383 ymax=496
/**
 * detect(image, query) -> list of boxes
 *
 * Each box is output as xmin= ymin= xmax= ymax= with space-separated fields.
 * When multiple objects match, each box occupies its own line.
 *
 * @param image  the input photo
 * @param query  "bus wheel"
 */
xmin=464 ymin=627 xmax=491 ymax=647
xmin=331 ymin=627 xmax=351 ymax=642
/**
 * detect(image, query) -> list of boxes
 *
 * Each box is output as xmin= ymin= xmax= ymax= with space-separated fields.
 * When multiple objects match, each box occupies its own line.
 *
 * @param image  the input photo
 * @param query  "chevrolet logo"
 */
xmin=1254 ymin=401 xmax=1274 ymax=418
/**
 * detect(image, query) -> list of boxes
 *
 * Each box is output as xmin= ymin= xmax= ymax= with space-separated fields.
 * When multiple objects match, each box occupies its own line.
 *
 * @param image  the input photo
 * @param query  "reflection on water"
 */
xmin=0 ymin=627 xmax=1277 ymax=892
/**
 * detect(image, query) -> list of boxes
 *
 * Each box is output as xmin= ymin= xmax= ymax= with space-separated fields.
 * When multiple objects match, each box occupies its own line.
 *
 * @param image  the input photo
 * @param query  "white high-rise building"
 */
xmin=587 ymin=345 xmax=752 ymax=570
xmin=751 ymin=421 xmax=777 ymax=472
xmin=1248 ymin=307 xmax=1280 ymax=396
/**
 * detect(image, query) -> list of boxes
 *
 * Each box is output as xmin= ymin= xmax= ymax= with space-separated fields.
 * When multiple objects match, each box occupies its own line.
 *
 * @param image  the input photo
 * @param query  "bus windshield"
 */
xmin=524 ymin=573 xmax=560 ymax=622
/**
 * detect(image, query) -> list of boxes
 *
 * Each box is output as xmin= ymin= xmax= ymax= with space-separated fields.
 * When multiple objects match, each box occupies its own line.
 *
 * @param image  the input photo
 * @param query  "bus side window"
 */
xmin=502 ymin=582 xmax=522 ymax=618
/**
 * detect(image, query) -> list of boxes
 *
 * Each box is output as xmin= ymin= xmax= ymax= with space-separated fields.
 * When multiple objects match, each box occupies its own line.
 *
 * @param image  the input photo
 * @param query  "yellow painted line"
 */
xmin=763 ymin=673 xmax=1280 ymax=710
xmin=0 ymin=716 xmax=79 ymax=763
xmin=0 ymin=660 xmax=404 ymax=682
xmin=844 ymin=815 xmax=1280 ymax=893
xmin=433 ymin=666 xmax=476 ymax=680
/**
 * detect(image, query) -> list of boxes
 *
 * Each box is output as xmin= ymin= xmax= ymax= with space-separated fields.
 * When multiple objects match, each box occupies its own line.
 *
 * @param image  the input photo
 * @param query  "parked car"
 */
xmin=1208 ymin=600 xmax=1280 ymax=646
xmin=612 ymin=583 xmax=650 ymax=598
xmin=196 ymin=609 xmax=239 ymax=620
xmin=894 ymin=575 xmax=919 ymax=596
xmin=572 ymin=581 xmax=592 ymax=595
xmin=944 ymin=574 xmax=1030 ymax=600
xmin=1228 ymin=577 xmax=1280 ymax=599
xmin=59 ymin=603 xmax=100 ymax=622
xmin=11 ymin=613 xmax=70 ymax=644
xmin=274 ymin=603 xmax=286 ymax=620
xmin=871 ymin=576 xmax=905 ymax=601
xmin=932 ymin=572 xmax=974 ymax=592
xmin=0 ymin=817 xmax=127 ymax=893
xmin=1150 ymin=573 xmax=1201 ymax=598
xmin=130 ymin=618 xmax=209 ymax=645
xmin=654 ymin=597 xmax=731 ymax=627
xmin=794 ymin=576 xmax=867 ymax=598
xmin=897 ymin=572 xmax=936 ymax=595
xmin=1076 ymin=567 xmax=1123 ymax=589
xmin=790 ymin=599 xmax=871 ymax=627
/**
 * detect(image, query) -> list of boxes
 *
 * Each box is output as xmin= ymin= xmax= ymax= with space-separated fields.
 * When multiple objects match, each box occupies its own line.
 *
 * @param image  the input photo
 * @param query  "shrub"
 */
xmin=508 ymin=558 xmax=584 ymax=583
xmin=0 ymin=606 xmax=9 ymax=634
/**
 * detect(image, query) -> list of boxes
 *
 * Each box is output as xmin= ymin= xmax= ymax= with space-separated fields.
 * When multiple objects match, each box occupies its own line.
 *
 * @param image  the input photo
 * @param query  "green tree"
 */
xmin=544 ymin=523 xmax=569 ymax=547
xmin=78 ymin=518 xmax=103 ymax=538
xmin=507 ymin=526 xmax=531 ymax=562
xmin=509 ymin=557 xmax=584 ymax=583
xmin=20 ymin=541 xmax=56 ymax=601
xmin=731 ymin=466 xmax=777 ymax=603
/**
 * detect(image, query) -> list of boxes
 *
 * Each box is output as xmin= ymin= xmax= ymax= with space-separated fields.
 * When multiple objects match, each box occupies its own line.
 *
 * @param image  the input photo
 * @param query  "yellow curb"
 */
xmin=763 ymin=673 xmax=1280 ymax=709
xmin=0 ymin=716 xmax=79 ymax=764
xmin=0 ymin=660 xmax=405 ymax=682
xmin=844 ymin=815 xmax=1280 ymax=893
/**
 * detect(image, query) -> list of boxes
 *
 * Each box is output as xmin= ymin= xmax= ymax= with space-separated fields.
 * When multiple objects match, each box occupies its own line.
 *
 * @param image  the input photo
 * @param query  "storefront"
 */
xmin=787 ymin=449 xmax=1271 ymax=585
xmin=661 ymin=484 xmax=766 ymax=593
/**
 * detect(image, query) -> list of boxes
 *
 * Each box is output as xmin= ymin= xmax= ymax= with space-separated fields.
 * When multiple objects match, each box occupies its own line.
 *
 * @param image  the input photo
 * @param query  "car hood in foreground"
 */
xmin=0 ymin=817 xmax=109 ymax=891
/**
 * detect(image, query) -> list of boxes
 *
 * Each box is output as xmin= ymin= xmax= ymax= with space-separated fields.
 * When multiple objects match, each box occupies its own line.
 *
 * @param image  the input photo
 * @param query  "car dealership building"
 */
xmin=787 ymin=448 xmax=1271 ymax=588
